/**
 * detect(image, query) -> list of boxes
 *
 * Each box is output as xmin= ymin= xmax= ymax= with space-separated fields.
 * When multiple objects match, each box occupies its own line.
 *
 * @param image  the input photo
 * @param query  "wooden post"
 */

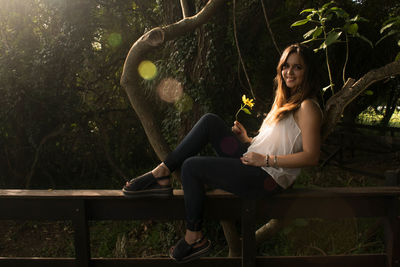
xmin=241 ymin=199 xmax=256 ymax=267
xmin=72 ymin=199 xmax=91 ymax=267
xmin=385 ymin=169 xmax=400 ymax=186
xmin=384 ymin=169 xmax=400 ymax=267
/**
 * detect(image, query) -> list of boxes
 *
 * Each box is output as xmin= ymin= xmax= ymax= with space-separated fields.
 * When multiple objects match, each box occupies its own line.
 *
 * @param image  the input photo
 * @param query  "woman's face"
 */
xmin=281 ymin=52 xmax=306 ymax=91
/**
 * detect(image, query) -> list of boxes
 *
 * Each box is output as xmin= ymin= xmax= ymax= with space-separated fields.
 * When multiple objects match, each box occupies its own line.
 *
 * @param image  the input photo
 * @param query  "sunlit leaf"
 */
xmin=300 ymin=8 xmax=315 ymax=14
xmin=242 ymin=108 xmax=251 ymax=115
xmin=329 ymin=7 xmax=349 ymax=18
xmin=395 ymin=52 xmax=400 ymax=62
xmin=346 ymin=23 xmax=358 ymax=35
xmin=313 ymin=27 xmax=323 ymax=38
xmin=364 ymin=90 xmax=373 ymax=95
xmin=380 ymin=22 xmax=395 ymax=34
xmin=325 ymin=31 xmax=342 ymax=46
xmin=350 ymin=15 xmax=368 ymax=22
xmin=321 ymin=1 xmax=335 ymax=11
xmin=291 ymin=19 xmax=310 ymax=27
xmin=303 ymin=26 xmax=318 ymax=39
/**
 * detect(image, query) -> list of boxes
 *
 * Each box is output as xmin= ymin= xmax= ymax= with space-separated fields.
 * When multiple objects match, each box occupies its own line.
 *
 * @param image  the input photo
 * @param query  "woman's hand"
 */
xmin=240 ymin=152 xmax=266 ymax=167
xmin=232 ymin=121 xmax=251 ymax=144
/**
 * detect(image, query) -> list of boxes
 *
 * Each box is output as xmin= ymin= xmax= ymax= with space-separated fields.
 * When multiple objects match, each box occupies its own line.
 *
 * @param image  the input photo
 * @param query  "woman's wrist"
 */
xmin=264 ymin=154 xmax=278 ymax=167
xmin=264 ymin=154 xmax=269 ymax=167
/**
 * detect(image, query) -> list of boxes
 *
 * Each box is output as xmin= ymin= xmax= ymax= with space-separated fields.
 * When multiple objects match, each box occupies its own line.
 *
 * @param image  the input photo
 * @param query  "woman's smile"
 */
xmin=282 ymin=53 xmax=305 ymax=89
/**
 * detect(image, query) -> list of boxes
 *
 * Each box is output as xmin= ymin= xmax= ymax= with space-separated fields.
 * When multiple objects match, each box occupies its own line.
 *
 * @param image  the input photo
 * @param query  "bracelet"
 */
xmin=264 ymin=154 xmax=269 ymax=167
xmin=273 ymin=155 xmax=278 ymax=167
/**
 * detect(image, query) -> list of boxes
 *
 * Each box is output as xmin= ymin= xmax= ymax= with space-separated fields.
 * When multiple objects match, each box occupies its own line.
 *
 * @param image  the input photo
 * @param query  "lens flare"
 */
xmin=138 ymin=60 xmax=157 ymax=80
xmin=108 ymin=33 xmax=122 ymax=48
xmin=220 ymin=136 xmax=239 ymax=156
xmin=157 ymin=78 xmax=183 ymax=103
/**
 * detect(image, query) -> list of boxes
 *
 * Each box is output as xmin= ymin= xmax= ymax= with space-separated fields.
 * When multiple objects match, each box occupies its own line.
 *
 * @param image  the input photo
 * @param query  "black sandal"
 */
xmin=169 ymin=235 xmax=211 ymax=263
xmin=122 ymin=172 xmax=172 ymax=198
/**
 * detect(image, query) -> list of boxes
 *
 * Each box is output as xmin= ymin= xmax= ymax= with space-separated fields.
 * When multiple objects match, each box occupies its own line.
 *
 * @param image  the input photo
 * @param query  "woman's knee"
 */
xmin=181 ymin=157 xmax=202 ymax=183
xmin=199 ymin=113 xmax=221 ymax=125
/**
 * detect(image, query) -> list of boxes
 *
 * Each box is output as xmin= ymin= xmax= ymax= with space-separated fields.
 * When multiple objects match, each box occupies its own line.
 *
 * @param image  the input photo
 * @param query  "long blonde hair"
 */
xmin=263 ymin=43 xmax=320 ymax=127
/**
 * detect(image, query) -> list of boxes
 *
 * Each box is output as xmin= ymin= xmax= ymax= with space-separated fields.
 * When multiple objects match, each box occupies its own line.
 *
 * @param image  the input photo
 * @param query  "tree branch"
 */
xmin=322 ymin=60 xmax=400 ymax=140
xmin=120 ymin=0 xmax=226 ymax=161
xmin=180 ymin=0 xmax=191 ymax=18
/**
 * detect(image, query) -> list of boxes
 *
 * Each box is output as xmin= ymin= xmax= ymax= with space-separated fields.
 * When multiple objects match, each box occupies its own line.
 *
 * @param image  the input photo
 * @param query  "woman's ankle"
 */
xmin=184 ymin=230 xmax=203 ymax=245
xmin=152 ymin=163 xmax=171 ymax=183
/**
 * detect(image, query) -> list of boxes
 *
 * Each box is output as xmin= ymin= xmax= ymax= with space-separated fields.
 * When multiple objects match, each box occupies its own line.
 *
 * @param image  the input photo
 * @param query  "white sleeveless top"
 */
xmin=244 ymin=113 xmax=302 ymax=189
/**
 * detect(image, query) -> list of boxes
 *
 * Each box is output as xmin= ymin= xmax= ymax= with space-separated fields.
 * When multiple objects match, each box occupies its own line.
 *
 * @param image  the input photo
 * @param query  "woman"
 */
xmin=122 ymin=43 xmax=323 ymax=263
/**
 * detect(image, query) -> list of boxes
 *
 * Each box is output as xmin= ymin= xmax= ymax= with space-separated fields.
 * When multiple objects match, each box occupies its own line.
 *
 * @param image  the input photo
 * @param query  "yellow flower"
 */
xmin=235 ymin=95 xmax=255 ymax=121
xmin=242 ymin=95 xmax=255 ymax=108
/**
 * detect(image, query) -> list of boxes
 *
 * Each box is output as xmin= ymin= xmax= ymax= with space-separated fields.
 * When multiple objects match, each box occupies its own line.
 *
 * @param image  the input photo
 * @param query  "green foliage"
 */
xmin=291 ymin=1 xmax=372 ymax=93
xmin=377 ymin=16 xmax=400 ymax=61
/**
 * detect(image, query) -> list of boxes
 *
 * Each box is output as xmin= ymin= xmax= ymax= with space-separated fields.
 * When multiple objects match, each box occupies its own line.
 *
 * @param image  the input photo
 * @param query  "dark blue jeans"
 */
xmin=164 ymin=113 xmax=283 ymax=231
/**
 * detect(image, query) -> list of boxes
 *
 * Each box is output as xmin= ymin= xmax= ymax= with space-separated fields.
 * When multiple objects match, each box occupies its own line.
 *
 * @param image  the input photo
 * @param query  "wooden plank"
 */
xmin=0 ymin=191 xmax=396 ymax=221
xmin=0 ymin=199 xmax=76 ymax=220
xmin=0 ymin=258 xmax=75 ymax=267
xmin=85 ymin=197 xmax=242 ymax=221
xmin=1 ymin=187 xmax=400 ymax=199
xmin=91 ymin=257 xmax=241 ymax=267
xmin=0 ymin=255 xmax=386 ymax=267
xmin=255 ymin=254 xmax=386 ymax=267
xmin=256 ymin=196 xmax=394 ymax=219
xmin=91 ymin=255 xmax=387 ymax=267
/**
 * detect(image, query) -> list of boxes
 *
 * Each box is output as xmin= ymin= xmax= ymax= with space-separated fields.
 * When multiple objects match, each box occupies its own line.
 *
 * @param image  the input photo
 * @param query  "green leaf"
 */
xmin=350 ymin=15 xmax=368 ymax=22
xmin=300 ymin=8 xmax=316 ymax=14
xmin=291 ymin=19 xmax=310 ymax=27
xmin=303 ymin=26 xmax=319 ymax=39
xmin=325 ymin=31 xmax=342 ymax=46
xmin=329 ymin=7 xmax=349 ymax=18
xmin=242 ymin=108 xmax=251 ymax=115
xmin=313 ymin=27 xmax=323 ymax=38
xmin=321 ymin=1 xmax=335 ymax=11
xmin=346 ymin=23 xmax=359 ymax=35
xmin=398 ymin=40 xmax=400 ymax=47
xmin=355 ymin=33 xmax=373 ymax=47
xmin=395 ymin=52 xmax=400 ymax=61
xmin=376 ymin=30 xmax=397 ymax=45
xmin=364 ymin=90 xmax=373 ymax=96
xmin=380 ymin=22 xmax=395 ymax=33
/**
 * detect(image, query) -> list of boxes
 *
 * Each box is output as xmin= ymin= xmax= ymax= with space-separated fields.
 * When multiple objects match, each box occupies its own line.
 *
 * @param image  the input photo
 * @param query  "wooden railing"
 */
xmin=0 ymin=170 xmax=399 ymax=267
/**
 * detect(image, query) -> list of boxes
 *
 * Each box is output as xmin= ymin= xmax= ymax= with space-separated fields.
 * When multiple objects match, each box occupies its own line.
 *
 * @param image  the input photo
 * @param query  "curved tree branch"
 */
xmin=180 ymin=0 xmax=191 ymax=18
xmin=322 ymin=60 xmax=400 ymax=140
xmin=120 ymin=0 xmax=227 ymax=161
